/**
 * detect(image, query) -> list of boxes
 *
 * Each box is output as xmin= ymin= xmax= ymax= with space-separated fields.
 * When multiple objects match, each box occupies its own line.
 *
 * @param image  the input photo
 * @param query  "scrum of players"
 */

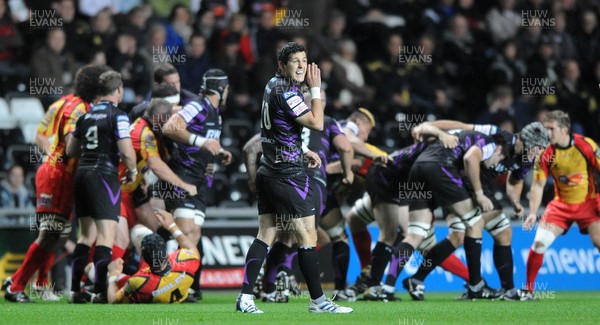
xmin=3 ymin=41 xmax=600 ymax=310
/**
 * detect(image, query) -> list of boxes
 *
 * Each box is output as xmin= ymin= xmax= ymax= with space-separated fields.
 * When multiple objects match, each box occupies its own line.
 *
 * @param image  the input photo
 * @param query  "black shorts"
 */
xmin=256 ymin=172 xmax=316 ymax=217
xmin=407 ymin=162 xmax=471 ymax=211
xmin=159 ymin=180 xmax=207 ymax=213
xmin=366 ymin=164 xmax=405 ymax=206
xmin=312 ymin=177 xmax=327 ymax=219
xmin=73 ymin=170 xmax=120 ymax=221
xmin=462 ymin=173 xmax=503 ymax=211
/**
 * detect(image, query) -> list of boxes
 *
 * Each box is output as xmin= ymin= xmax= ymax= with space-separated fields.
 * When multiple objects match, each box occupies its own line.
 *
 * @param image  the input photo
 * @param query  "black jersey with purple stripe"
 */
xmin=168 ymin=96 xmax=221 ymax=182
xmin=416 ymin=130 xmax=498 ymax=167
xmin=72 ymin=101 xmax=130 ymax=175
xmin=258 ymin=74 xmax=311 ymax=176
xmin=302 ymin=116 xmax=344 ymax=184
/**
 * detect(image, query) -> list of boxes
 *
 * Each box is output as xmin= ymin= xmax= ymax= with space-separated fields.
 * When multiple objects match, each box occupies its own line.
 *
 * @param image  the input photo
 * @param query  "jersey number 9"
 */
xmin=85 ymin=125 xmax=98 ymax=149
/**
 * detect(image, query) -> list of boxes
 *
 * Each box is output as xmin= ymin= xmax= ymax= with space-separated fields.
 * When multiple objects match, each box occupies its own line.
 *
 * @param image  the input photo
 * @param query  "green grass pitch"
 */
xmin=2 ymin=291 xmax=600 ymax=325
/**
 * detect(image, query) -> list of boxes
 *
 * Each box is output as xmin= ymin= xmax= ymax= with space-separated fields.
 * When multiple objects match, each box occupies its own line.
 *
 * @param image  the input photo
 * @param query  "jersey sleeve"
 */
xmin=64 ymin=102 xmax=87 ymax=136
xmin=172 ymin=249 xmax=200 ymax=262
xmin=37 ymin=99 xmax=63 ymax=136
xmin=343 ymin=121 xmax=360 ymax=136
xmin=329 ymin=119 xmax=344 ymax=138
xmin=533 ymin=147 xmax=552 ymax=181
xmin=281 ymin=91 xmax=310 ymax=118
xmin=178 ymin=101 xmax=207 ymax=126
xmin=114 ymin=113 xmax=131 ymax=140
xmin=122 ymin=276 xmax=145 ymax=299
xmin=473 ymin=124 xmax=499 ymax=136
xmin=140 ymin=127 xmax=159 ymax=159
xmin=583 ymin=137 xmax=600 ymax=171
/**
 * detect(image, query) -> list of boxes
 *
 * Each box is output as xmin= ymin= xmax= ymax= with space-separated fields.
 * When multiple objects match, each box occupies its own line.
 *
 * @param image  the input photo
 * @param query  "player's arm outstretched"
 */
xmin=411 ymin=123 xmax=458 ymax=148
xmin=332 ymin=133 xmax=354 ymax=185
xmin=154 ymin=209 xmax=200 ymax=258
xmin=463 ymin=146 xmax=493 ymax=212
xmin=506 ymin=171 xmax=525 ymax=218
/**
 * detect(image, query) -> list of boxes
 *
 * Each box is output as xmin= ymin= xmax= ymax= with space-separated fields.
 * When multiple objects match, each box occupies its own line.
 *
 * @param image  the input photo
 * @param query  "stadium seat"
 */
xmin=4 ymin=144 xmax=36 ymax=172
xmin=218 ymin=200 xmax=250 ymax=208
xmin=20 ymin=123 xmax=38 ymax=144
xmin=9 ymin=97 xmax=45 ymax=124
xmin=0 ymin=98 xmax=19 ymax=130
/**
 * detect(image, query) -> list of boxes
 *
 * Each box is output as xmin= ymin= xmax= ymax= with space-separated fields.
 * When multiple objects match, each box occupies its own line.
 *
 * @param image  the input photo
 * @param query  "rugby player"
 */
xmin=3 ymin=64 xmax=111 ymax=303
xmin=106 ymin=210 xmax=200 ymax=303
xmin=236 ymin=42 xmax=352 ymax=313
xmin=522 ymin=110 xmax=600 ymax=300
xmin=402 ymin=121 xmax=549 ymax=301
xmin=389 ymin=130 xmax=509 ymax=299
xmin=161 ymin=68 xmax=233 ymax=302
xmin=66 ymin=71 xmax=137 ymax=303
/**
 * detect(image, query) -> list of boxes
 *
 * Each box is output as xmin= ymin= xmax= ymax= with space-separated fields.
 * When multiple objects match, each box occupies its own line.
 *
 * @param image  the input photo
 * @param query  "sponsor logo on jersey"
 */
xmin=292 ymin=102 xmax=309 ymax=116
xmin=283 ymin=91 xmax=296 ymax=99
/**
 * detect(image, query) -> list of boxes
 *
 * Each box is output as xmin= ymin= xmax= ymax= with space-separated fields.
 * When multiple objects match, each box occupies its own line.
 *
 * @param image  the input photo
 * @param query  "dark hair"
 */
xmin=152 ymin=82 xmax=178 ymax=98
xmin=74 ymin=64 xmax=112 ymax=102
xmin=98 ymin=71 xmax=123 ymax=96
xmin=189 ymin=32 xmax=205 ymax=44
xmin=146 ymin=98 xmax=172 ymax=118
xmin=277 ymin=42 xmax=306 ymax=65
xmin=168 ymin=3 xmax=190 ymax=22
xmin=141 ymin=234 xmax=168 ymax=273
xmin=492 ymin=131 xmax=513 ymax=157
xmin=153 ymin=63 xmax=178 ymax=83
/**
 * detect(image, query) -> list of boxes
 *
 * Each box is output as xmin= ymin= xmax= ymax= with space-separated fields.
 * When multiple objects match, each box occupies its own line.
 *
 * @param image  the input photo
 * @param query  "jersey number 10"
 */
xmin=261 ymin=100 xmax=271 ymax=130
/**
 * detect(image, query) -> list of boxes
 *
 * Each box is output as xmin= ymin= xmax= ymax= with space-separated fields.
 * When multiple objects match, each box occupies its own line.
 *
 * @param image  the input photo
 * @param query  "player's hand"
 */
xmin=372 ymin=154 xmax=390 ymax=165
xmin=411 ymin=124 xmax=427 ymax=142
xmin=523 ymin=213 xmax=537 ymax=231
xmin=476 ymin=193 xmax=493 ymax=212
xmin=219 ymin=149 xmax=233 ymax=165
xmin=439 ymin=133 xmax=459 ymax=149
xmin=121 ymin=168 xmax=137 ymax=185
xmin=304 ymin=150 xmax=322 ymax=169
xmin=206 ymin=163 xmax=215 ymax=176
xmin=342 ymin=171 xmax=354 ymax=185
xmin=512 ymin=201 xmax=525 ymax=219
xmin=201 ymin=139 xmax=221 ymax=156
xmin=305 ymin=63 xmax=321 ymax=88
xmin=154 ymin=209 xmax=175 ymax=229
xmin=183 ymin=183 xmax=198 ymax=197
xmin=108 ymin=258 xmax=124 ymax=277
xmin=248 ymin=177 xmax=256 ymax=193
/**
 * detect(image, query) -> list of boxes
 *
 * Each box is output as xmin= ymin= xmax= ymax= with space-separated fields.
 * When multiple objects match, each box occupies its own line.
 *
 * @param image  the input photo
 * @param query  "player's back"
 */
xmin=45 ymin=96 xmax=89 ymax=172
xmin=125 ymin=249 xmax=200 ymax=303
xmin=75 ymin=101 xmax=129 ymax=175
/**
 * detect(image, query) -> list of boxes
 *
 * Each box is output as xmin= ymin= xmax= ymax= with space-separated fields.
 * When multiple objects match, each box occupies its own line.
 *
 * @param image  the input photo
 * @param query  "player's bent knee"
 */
xmin=325 ymin=220 xmax=345 ymax=239
xmin=461 ymin=208 xmax=483 ymax=228
xmin=532 ymin=228 xmax=557 ymax=253
xmin=446 ymin=216 xmax=466 ymax=233
xmin=131 ymin=224 xmax=153 ymax=256
xmin=417 ymin=227 xmax=437 ymax=252
xmin=407 ymin=221 xmax=431 ymax=238
xmin=174 ymin=208 xmax=197 ymax=234
xmin=485 ymin=213 xmax=511 ymax=237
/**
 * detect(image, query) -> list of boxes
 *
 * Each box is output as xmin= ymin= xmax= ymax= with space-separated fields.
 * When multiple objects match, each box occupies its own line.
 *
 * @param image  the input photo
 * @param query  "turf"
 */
xmin=1 ymin=291 xmax=600 ymax=325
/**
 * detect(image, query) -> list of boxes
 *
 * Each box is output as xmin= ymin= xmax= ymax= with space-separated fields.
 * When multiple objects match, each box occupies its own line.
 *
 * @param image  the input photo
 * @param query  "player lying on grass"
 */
xmin=106 ymin=210 xmax=200 ymax=303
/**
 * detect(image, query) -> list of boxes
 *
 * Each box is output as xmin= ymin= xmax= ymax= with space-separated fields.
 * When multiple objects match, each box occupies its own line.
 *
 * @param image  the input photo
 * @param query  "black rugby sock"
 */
xmin=241 ymin=239 xmax=269 ymax=295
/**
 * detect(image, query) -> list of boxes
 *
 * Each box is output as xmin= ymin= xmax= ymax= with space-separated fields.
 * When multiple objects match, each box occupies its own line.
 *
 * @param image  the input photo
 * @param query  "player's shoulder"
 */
xmin=171 ymin=249 xmax=200 ymax=262
xmin=127 ymin=275 xmax=151 ymax=290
